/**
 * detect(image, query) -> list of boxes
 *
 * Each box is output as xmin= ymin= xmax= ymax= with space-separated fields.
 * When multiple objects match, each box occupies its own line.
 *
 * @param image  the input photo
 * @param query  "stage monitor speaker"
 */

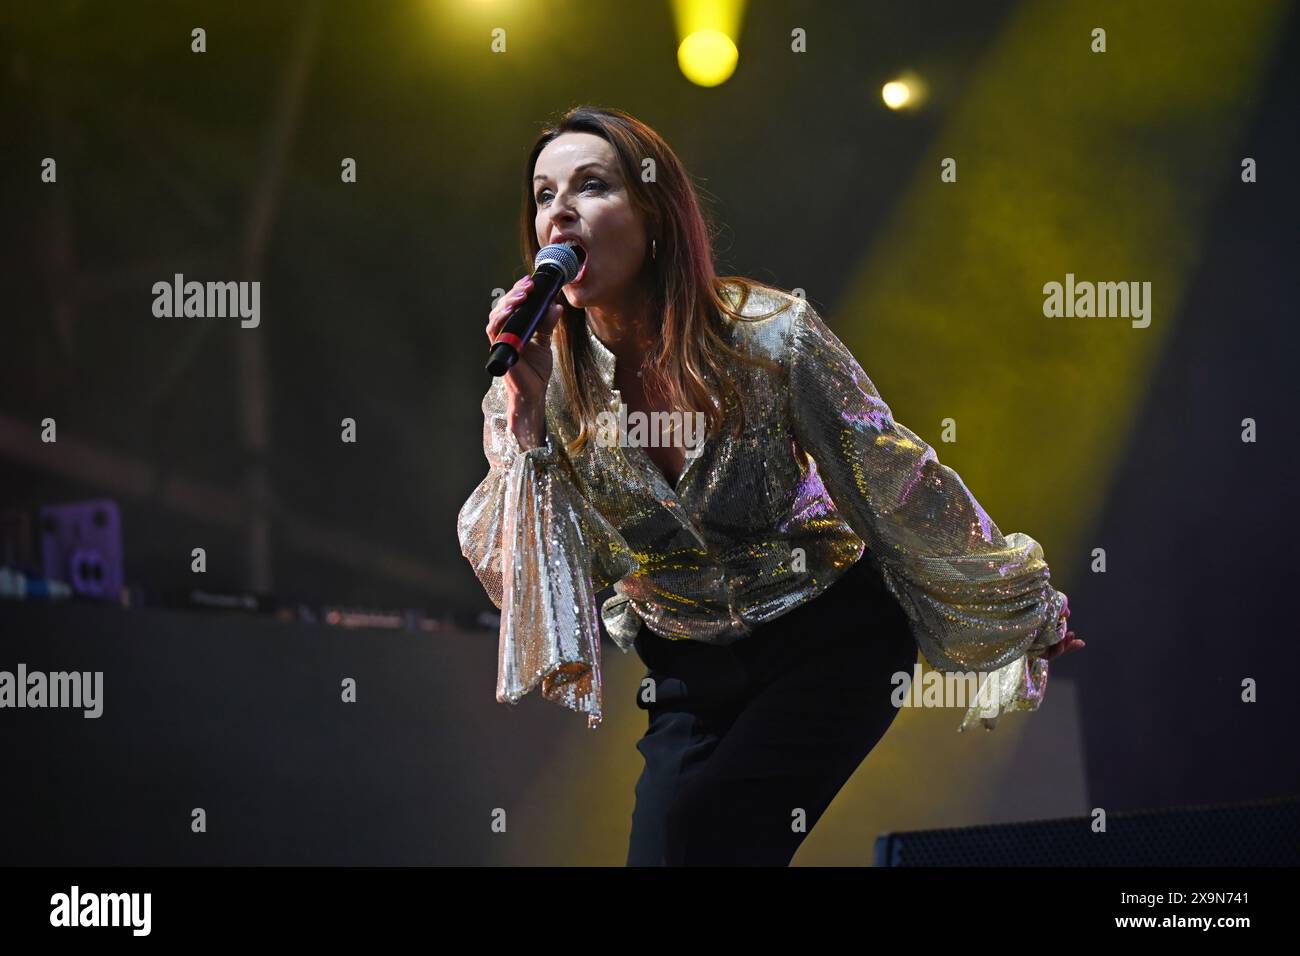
xmin=874 ymin=796 xmax=1300 ymax=866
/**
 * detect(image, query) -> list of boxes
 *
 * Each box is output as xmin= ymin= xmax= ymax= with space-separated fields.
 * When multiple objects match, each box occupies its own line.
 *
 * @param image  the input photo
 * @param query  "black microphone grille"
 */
xmin=534 ymin=242 xmax=584 ymax=282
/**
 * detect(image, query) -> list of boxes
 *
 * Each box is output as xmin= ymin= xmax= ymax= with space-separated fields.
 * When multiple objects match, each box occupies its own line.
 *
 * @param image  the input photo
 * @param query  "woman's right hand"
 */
xmin=486 ymin=275 xmax=565 ymax=449
xmin=1040 ymin=595 xmax=1085 ymax=661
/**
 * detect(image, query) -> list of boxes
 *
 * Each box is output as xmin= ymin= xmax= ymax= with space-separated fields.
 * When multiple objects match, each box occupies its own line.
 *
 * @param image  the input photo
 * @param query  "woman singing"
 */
xmin=457 ymin=106 xmax=1084 ymax=866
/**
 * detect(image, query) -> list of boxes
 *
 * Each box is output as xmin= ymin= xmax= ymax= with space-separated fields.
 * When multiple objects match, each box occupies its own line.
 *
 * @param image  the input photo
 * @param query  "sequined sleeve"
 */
xmin=456 ymin=375 xmax=641 ymax=729
xmin=787 ymin=299 xmax=1068 ymax=732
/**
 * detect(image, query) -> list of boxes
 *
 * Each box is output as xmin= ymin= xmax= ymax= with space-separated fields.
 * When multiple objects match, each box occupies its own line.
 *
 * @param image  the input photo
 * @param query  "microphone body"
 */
xmin=485 ymin=242 xmax=585 ymax=376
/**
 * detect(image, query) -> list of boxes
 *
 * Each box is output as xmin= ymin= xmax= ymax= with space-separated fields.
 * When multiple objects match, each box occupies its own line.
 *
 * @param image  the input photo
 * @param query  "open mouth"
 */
xmin=564 ymin=242 xmax=589 ymax=284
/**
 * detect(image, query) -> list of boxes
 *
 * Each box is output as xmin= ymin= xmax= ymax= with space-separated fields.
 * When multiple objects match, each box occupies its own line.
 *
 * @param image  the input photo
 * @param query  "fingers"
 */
xmin=537 ymin=301 xmax=564 ymax=337
xmin=1048 ymin=598 xmax=1074 ymax=659
xmin=486 ymin=286 xmax=525 ymax=339
xmin=1044 ymin=633 xmax=1085 ymax=661
xmin=486 ymin=276 xmax=535 ymax=342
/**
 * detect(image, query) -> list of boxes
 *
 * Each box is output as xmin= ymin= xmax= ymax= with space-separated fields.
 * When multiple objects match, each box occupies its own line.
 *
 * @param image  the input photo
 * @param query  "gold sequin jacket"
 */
xmin=457 ymin=284 xmax=1068 ymax=732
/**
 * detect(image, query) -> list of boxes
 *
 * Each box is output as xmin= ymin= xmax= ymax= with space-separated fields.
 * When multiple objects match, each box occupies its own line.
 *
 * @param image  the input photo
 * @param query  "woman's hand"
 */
xmin=486 ymin=275 xmax=565 ymax=449
xmin=1041 ymin=597 xmax=1085 ymax=661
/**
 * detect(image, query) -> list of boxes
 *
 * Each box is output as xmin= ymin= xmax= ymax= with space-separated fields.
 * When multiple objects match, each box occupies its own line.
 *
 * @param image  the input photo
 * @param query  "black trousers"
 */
xmin=626 ymin=556 xmax=918 ymax=866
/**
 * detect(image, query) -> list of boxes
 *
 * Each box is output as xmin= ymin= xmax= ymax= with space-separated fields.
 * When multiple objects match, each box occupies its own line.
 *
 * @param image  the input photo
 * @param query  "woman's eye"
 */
xmin=535 ymin=179 xmax=606 ymax=204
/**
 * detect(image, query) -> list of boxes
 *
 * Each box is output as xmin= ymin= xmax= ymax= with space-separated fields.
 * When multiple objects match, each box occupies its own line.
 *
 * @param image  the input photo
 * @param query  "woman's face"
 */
xmin=532 ymin=132 xmax=649 ymax=311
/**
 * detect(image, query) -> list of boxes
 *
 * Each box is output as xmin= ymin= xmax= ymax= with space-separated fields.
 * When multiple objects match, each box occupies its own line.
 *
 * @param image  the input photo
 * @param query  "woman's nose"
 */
xmin=544 ymin=213 xmax=576 ymax=242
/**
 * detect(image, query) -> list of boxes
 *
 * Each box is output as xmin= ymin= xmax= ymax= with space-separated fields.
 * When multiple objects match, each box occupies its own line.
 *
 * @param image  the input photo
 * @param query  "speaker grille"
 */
xmin=874 ymin=797 xmax=1300 ymax=866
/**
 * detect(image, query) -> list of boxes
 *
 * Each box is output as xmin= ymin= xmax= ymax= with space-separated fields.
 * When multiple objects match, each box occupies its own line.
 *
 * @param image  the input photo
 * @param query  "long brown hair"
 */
xmin=520 ymin=106 xmax=791 ymax=456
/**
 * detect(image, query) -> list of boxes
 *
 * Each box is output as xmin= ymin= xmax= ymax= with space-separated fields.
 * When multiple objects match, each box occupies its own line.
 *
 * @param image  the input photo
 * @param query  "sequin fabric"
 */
xmin=457 ymin=284 xmax=1068 ymax=732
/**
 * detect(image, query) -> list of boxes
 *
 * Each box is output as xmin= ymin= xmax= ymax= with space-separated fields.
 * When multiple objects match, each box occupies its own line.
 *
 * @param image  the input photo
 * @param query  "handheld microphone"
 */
xmin=485 ymin=241 xmax=586 ymax=376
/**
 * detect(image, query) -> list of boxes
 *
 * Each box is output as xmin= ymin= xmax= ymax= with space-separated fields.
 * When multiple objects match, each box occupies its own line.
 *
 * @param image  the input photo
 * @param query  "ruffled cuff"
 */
xmin=1030 ymin=586 xmax=1069 ymax=654
xmin=494 ymin=431 xmax=640 ymax=730
xmin=956 ymin=653 xmax=1049 ymax=732
xmin=956 ymin=588 xmax=1067 ymax=733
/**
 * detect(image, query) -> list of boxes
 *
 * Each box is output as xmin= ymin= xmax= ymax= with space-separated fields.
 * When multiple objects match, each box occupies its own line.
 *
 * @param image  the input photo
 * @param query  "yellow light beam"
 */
xmin=800 ymin=0 xmax=1290 ymax=864
xmin=671 ymin=0 xmax=747 ymax=87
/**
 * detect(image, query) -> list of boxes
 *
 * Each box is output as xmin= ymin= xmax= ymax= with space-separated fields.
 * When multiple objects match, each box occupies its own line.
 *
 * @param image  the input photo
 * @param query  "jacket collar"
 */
xmin=583 ymin=321 xmax=618 ymax=390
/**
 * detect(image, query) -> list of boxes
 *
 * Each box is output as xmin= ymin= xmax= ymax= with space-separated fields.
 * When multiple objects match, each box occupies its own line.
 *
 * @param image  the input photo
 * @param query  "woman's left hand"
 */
xmin=1041 ymin=602 xmax=1085 ymax=661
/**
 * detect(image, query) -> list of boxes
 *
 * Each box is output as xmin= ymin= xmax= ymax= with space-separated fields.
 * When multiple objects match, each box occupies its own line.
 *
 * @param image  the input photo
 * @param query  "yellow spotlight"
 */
xmin=678 ymin=29 xmax=738 ymax=87
xmin=882 ymin=80 xmax=911 ymax=109
xmin=881 ymin=72 xmax=928 ymax=111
